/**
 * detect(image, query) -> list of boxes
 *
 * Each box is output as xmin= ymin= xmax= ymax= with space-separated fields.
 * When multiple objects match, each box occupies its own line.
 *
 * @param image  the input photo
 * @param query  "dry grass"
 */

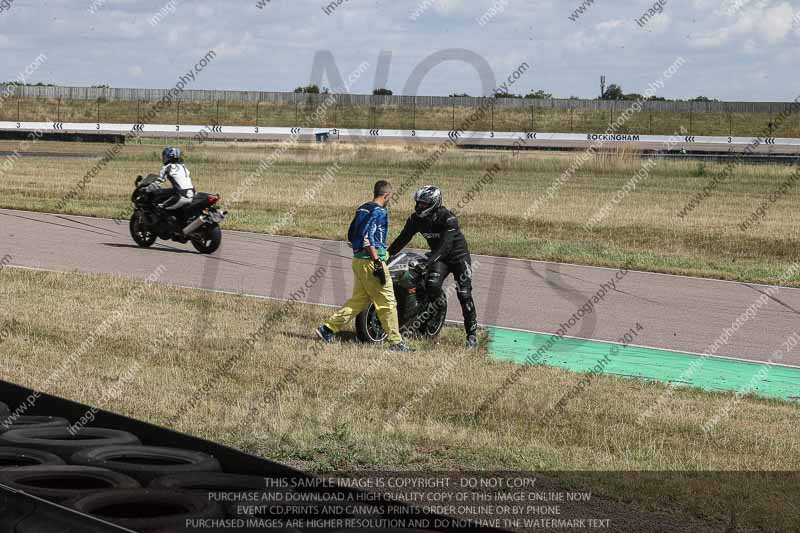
xmin=1 ymin=267 xmax=799 ymax=530
xmin=1 ymin=139 xmax=799 ymax=286
xmin=4 ymin=97 xmax=800 ymax=137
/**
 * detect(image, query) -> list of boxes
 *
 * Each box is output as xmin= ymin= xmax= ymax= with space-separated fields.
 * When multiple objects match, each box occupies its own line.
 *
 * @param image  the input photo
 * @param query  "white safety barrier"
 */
xmin=1 ymin=121 xmax=799 ymax=146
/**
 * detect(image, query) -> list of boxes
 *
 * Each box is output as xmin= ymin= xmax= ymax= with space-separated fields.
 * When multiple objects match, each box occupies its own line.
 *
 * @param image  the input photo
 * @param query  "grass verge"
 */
xmin=1 ymin=267 xmax=798 ymax=530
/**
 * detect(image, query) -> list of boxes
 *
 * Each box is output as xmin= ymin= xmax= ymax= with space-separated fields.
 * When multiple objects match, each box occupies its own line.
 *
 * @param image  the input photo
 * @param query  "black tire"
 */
xmin=64 ymin=489 xmax=223 ymax=532
xmin=0 ymin=401 xmax=9 ymax=418
xmin=130 ymin=211 xmax=157 ymax=248
xmin=191 ymin=223 xmax=221 ymax=254
xmin=0 ymin=427 xmax=140 ymax=459
xmin=0 ymin=415 xmax=70 ymax=434
xmin=355 ymin=304 xmax=388 ymax=344
xmin=418 ymin=299 xmax=447 ymax=338
xmin=0 ymin=446 xmax=65 ymax=468
xmin=149 ymin=471 xmax=269 ymax=496
xmin=71 ymin=445 xmax=222 ymax=484
xmin=0 ymin=465 xmax=140 ymax=502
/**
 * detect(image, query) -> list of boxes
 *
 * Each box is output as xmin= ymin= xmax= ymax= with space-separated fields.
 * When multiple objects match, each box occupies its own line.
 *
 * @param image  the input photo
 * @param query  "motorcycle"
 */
xmin=128 ymin=174 xmax=227 ymax=254
xmin=355 ymin=252 xmax=447 ymax=343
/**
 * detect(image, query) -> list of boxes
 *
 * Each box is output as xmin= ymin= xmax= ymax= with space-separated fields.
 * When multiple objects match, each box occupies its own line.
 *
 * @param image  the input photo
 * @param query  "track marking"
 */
xmin=486 ymin=323 xmax=800 ymax=370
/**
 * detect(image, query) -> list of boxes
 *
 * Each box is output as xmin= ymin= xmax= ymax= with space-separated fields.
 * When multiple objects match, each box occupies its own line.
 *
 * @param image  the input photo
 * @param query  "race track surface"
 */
xmin=1 ymin=208 xmax=798 ymax=367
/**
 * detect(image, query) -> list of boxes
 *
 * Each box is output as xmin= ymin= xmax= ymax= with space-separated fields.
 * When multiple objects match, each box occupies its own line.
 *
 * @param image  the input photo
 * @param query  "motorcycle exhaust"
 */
xmin=182 ymin=216 xmax=207 ymax=235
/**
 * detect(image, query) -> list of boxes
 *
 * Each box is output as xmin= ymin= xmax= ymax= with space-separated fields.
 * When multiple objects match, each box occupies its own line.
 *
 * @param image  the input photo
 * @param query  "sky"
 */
xmin=1 ymin=0 xmax=799 ymax=101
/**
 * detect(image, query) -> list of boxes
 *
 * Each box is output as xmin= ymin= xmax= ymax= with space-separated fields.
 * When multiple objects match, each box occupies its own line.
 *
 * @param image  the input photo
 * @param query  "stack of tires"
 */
xmin=0 ymin=400 xmax=388 ymax=532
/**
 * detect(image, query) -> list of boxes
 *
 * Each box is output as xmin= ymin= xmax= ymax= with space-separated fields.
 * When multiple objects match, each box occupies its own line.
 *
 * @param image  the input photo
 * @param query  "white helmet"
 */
xmin=413 ymin=185 xmax=442 ymax=218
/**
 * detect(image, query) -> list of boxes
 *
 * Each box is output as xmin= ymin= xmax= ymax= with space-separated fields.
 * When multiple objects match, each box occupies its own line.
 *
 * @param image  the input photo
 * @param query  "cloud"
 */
xmin=757 ymin=2 xmax=794 ymax=43
xmin=0 ymin=0 xmax=794 ymax=101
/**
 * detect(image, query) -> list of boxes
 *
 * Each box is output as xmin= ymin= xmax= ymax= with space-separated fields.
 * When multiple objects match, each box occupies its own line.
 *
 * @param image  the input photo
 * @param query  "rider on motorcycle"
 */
xmin=145 ymin=147 xmax=195 ymax=211
xmin=388 ymin=185 xmax=478 ymax=348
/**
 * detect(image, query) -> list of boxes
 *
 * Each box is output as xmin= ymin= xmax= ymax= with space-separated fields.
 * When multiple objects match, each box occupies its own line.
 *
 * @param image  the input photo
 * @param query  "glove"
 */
xmin=373 ymin=259 xmax=387 ymax=285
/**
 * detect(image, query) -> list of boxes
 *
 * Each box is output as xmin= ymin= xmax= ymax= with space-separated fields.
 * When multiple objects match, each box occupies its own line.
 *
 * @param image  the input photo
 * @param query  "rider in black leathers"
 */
xmin=388 ymin=185 xmax=478 ymax=348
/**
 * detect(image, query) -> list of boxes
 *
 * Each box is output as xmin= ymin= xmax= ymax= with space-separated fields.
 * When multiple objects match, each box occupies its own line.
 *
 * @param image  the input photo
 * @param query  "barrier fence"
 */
xmin=1 ymin=86 xmax=799 ymax=137
xmin=1 ymin=84 xmax=796 ymax=112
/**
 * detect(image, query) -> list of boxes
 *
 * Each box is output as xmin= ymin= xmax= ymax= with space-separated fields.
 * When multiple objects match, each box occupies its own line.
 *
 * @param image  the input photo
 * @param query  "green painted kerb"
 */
xmin=488 ymin=327 xmax=800 ymax=401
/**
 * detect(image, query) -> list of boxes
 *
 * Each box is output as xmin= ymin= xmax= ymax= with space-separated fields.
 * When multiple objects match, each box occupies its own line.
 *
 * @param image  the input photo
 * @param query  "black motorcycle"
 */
xmin=129 ymin=174 xmax=227 ymax=254
xmin=355 ymin=252 xmax=447 ymax=343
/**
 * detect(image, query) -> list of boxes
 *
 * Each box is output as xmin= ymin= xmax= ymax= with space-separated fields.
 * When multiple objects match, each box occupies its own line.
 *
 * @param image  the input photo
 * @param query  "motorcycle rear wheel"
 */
xmin=129 ymin=212 xmax=156 ymax=248
xmin=355 ymin=304 xmax=388 ymax=344
xmin=191 ymin=224 xmax=222 ymax=254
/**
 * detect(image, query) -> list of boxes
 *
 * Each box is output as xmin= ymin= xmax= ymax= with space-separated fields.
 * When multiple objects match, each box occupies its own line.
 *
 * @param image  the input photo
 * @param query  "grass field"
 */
xmin=1 ymin=267 xmax=798 ymax=530
xmin=1 ymin=139 xmax=799 ymax=287
xmin=3 ymin=96 xmax=800 ymax=137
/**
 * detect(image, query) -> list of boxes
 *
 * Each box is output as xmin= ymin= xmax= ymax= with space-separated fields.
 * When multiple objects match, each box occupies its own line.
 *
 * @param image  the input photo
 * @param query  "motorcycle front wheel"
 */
xmin=129 ymin=211 xmax=156 ymax=248
xmin=191 ymin=223 xmax=222 ymax=254
xmin=418 ymin=300 xmax=447 ymax=338
xmin=355 ymin=304 xmax=388 ymax=344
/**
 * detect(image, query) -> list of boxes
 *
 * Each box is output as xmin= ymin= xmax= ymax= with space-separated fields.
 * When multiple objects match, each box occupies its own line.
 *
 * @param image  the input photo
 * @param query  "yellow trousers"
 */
xmin=324 ymin=258 xmax=402 ymax=344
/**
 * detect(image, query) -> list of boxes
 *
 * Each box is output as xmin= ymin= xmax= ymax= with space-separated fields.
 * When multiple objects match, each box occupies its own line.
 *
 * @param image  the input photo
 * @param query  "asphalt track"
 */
xmin=1 ymin=208 xmax=799 ymax=368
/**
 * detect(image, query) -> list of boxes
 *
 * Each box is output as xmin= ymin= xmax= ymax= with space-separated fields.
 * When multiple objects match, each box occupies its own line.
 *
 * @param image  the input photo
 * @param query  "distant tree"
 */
xmin=647 ymin=95 xmax=667 ymax=101
xmin=524 ymin=89 xmax=552 ymax=99
xmin=691 ymin=96 xmax=717 ymax=102
xmin=4 ymin=81 xmax=55 ymax=87
xmin=623 ymin=92 xmax=643 ymax=101
xmin=91 ymin=84 xmax=111 ymax=88
xmin=601 ymin=84 xmax=625 ymax=100
xmin=449 ymin=92 xmax=470 ymax=97
xmin=294 ymin=84 xmax=320 ymax=94
xmin=494 ymin=91 xmax=522 ymax=99
xmin=373 ymin=88 xmax=393 ymax=95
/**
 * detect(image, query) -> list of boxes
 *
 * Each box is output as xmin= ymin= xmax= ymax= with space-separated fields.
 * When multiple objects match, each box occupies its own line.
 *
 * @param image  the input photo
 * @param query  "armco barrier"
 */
xmin=0 ymin=378 xmax=502 ymax=532
xmin=2 ymin=121 xmax=800 ymax=151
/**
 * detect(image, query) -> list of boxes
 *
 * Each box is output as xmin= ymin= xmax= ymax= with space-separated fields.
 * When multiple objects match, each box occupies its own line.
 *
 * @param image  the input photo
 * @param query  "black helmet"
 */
xmin=413 ymin=185 xmax=442 ymax=218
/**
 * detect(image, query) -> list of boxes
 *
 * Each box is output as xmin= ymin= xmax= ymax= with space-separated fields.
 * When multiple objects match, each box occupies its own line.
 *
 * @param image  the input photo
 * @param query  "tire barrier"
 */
xmin=0 ymin=489 xmax=121 ymax=533
xmin=70 ymin=445 xmax=222 ymax=484
xmin=148 ymin=471 xmax=271 ymax=495
xmin=0 ymin=465 xmax=140 ymax=502
xmin=64 ymin=489 xmax=224 ymax=532
xmin=0 ymin=378 xmax=496 ymax=532
xmin=0 ymin=415 xmax=71 ymax=433
xmin=0 ymin=446 xmax=65 ymax=468
xmin=0 ymin=427 xmax=140 ymax=459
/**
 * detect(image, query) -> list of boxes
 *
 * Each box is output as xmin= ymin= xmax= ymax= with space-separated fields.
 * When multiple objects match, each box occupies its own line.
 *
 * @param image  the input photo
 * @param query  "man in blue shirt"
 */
xmin=316 ymin=181 xmax=412 ymax=352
